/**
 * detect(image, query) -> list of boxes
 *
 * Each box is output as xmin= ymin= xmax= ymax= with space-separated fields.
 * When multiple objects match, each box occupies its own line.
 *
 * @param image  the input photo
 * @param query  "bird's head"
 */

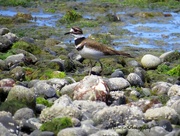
xmin=64 ymin=26 xmax=83 ymax=36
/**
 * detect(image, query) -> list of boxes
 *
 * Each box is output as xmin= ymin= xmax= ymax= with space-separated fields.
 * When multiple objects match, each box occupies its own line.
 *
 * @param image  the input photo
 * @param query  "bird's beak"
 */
xmin=64 ymin=32 xmax=71 ymax=35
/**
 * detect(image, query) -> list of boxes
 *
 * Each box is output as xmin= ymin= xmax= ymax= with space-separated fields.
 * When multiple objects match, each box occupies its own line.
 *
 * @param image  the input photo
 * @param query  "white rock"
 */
xmin=73 ymin=75 xmax=109 ymax=102
xmin=144 ymin=106 xmax=179 ymax=124
xmin=141 ymin=54 xmax=161 ymax=68
xmin=168 ymin=84 xmax=180 ymax=97
xmin=106 ymin=77 xmax=130 ymax=91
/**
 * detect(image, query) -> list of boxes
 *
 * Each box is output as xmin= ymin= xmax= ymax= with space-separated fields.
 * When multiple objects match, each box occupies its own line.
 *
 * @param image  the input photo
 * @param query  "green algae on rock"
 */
xmin=40 ymin=117 xmax=73 ymax=135
xmin=36 ymin=97 xmax=53 ymax=107
xmin=12 ymin=41 xmax=41 ymax=55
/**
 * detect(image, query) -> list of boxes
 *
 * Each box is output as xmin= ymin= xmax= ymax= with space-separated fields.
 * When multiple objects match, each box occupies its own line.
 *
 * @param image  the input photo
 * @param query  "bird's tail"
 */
xmin=117 ymin=51 xmax=133 ymax=58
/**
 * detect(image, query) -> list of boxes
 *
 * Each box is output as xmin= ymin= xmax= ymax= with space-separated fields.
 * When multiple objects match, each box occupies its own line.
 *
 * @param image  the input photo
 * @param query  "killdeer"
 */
xmin=65 ymin=26 xmax=133 ymax=74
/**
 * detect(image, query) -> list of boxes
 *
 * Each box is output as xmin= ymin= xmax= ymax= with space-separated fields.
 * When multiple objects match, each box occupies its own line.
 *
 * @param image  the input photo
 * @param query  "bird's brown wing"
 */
xmin=82 ymin=39 xmax=133 ymax=58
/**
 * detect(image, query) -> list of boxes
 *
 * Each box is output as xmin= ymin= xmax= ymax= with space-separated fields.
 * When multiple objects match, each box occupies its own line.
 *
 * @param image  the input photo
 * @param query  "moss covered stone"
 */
xmin=0 ymin=100 xmax=27 ymax=114
xmin=6 ymin=85 xmax=36 ymax=110
xmin=12 ymin=41 xmax=41 ymax=55
xmin=40 ymin=117 xmax=73 ymax=135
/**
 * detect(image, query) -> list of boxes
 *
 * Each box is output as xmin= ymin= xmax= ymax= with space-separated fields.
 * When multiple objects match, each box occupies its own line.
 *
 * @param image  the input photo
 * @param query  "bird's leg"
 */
xmin=88 ymin=59 xmax=93 ymax=75
xmin=98 ymin=60 xmax=103 ymax=74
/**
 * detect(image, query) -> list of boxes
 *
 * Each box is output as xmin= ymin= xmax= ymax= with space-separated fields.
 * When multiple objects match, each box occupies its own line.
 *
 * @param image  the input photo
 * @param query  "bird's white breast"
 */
xmin=78 ymin=45 xmax=105 ymax=60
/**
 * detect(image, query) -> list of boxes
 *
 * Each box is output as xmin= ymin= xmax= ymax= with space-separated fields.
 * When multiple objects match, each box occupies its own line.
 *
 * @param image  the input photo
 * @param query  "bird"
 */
xmin=64 ymin=26 xmax=133 ymax=74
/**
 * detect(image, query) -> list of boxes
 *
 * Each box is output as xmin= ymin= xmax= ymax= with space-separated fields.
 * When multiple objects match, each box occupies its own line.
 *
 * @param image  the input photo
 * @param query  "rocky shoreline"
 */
xmin=0 ymin=27 xmax=180 ymax=136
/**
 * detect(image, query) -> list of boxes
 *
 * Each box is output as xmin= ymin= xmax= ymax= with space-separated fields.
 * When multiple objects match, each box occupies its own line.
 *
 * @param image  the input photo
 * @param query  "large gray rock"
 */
xmin=57 ymin=127 xmax=87 ymax=136
xmin=73 ymin=75 xmax=109 ymax=102
xmin=0 ymin=123 xmax=17 ymax=136
xmin=106 ymin=77 xmax=130 ymax=91
xmin=127 ymin=73 xmax=144 ymax=87
xmin=151 ymin=82 xmax=172 ymax=95
xmin=5 ymin=53 xmax=25 ymax=68
xmin=6 ymin=85 xmax=35 ymax=109
xmin=32 ymin=81 xmax=56 ymax=98
xmin=2 ymin=32 xmax=18 ymax=43
xmin=144 ymin=106 xmax=179 ymax=124
xmin=141 ymin=54 xmax=161 ymax=69
xmin=14 ymin=107 xmax=35 ymax=121
xmin=0 ymin=116 xmax=19 ymax=136
xmin=40 ymin=95 xmax=82 ymax=122
xmin=93 ymin=105 xmax=144 ymax=128
xmin=0 ymin=36 xmax=12 ymax=51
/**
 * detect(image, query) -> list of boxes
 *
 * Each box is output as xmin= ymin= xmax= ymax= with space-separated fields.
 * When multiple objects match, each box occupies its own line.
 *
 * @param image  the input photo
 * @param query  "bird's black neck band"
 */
xmin=74 ymin=37 xmax=86 ymax=45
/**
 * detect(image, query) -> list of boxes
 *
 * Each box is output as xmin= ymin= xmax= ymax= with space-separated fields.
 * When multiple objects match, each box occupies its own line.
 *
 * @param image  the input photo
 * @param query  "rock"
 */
xmin=14 ymin=49 xmax=38 ymax=64
xmin=166 ymin=95 xmax=180 ymax=107
xmin=81 ymin=120 xmax=99 ymax=135
xmin=0 ymin=28 xmax=10 ymax=35
xmin=93 ymin=105 xmax=144 ymax=128
xmin=0 ymin=123 xmax=17 ymax=136
xmin=110 ymin=91 xmax=126 ymax=105
xmin=32 ymin=81 xmax=56 ymax=98
xmin=0 ymin=59 xmax=6 ymax=70
xmin=151 ymin=82 xmax=172 ymax=95
xmin=0 ymin=35 xmax=12 ymax=51
xmin=0 ymin=78 xmax=15 ymax=88
xmin=73 ymin=75 xmax=109 ymax=102
xmin=60 ymin=82 xmax=79 ymax=98
xmin=90 ymin=129 xmax=119 ymax=136
xmin=111 ymin=69 xmax=124 ymax=78
xmin=0 ymin=116 xmax=19 ymax=135
xmin=2 ymin=32 xmax=19 ymax=43
xmin=5 ymin=53 xmax=25 ymax=68
xmin=126 ymin=129 xmax=145 ymax=136
xmin=10 ymin=66 xmax=25 ymax=81
xmin=47 ymin=78 xmax=69 ymax=91
xmin=125 ymin=119 xmax=146 ymax=129
xmin=91 ymin=66 xmax=102 ymax=75
xmin=157 ymin=120 xmax=173 ymax=132
xmin=30 ymin=130 xmax=54 ymax=136
xmin=171 ymin=99 xmax=180 ymax=115
xmin=40 ymin=95 xmax=82 ymax=122
xmin=141 ymin=54 xmax=161 ymax=69
xmin=127 ymin=73 xmax=144 ymax=87
xmin=141 ymin=88 xmax=151 ymax=97
xmin=130 ymin=90 xmax=140 ymax=97
xmin=127 ymin=60 xmax=141 ymax=67
xmin=168 ymin=84 xmax=180 ymax=97
xmin=6 ymin=85 xmax=36 ymax=109
xmin=14 ymin=108 xmax=35 ymax=121
xmin=144 ymin=106 xmax=179 ymax=124
xmin=134 ymin=67 xmax=146 ymax=82
xmin=73 ymin=100 xmax=107 ymax=119
xmin=57 ymin=127 xmax=87 ymax=136
xmin=106 ymin=77 xmax=130 ymax=91
xmin=51 ymin=58 xmax=65 ymax=71
xmin=20 ymin=119 xmax=38 ymax=134
xmin=143 ymin=126 xmax=169 ymax=136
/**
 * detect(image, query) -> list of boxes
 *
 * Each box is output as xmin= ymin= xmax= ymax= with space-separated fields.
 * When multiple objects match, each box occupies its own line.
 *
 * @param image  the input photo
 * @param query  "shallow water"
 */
xmin=0 ymin=8 xmax=180 ymax=51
